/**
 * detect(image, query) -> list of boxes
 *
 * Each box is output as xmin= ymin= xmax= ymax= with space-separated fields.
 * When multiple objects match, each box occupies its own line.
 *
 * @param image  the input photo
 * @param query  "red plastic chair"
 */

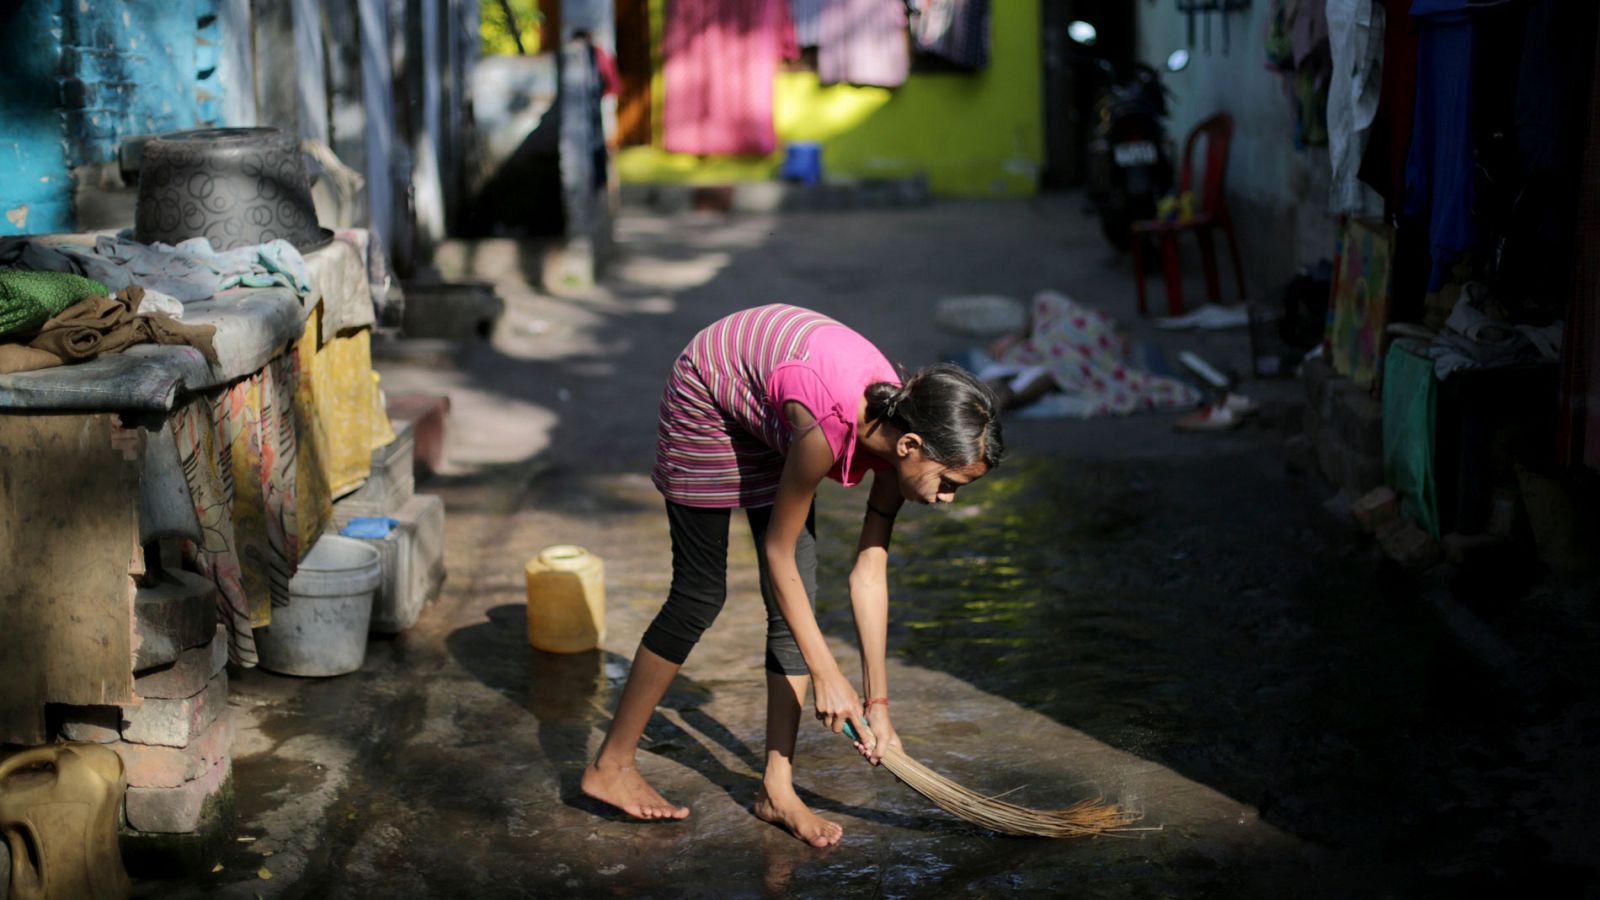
xmin=1132 ymin=112 xmax=1247 ymax=316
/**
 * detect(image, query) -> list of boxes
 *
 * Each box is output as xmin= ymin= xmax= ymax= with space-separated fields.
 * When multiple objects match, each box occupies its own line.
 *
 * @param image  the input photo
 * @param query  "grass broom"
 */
xmin=842 ymin=721 xmax=1150 ymax=838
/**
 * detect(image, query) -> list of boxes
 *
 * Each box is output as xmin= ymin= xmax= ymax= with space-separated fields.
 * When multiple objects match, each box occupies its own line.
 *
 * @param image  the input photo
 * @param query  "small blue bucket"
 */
xmin=779 ymin=142 xmax=823 ymax=185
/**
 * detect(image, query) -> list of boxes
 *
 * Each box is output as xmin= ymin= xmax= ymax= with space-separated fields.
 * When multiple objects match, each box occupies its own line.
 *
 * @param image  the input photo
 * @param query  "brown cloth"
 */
xmin=0 ymin=286 xmax=217 ymax=374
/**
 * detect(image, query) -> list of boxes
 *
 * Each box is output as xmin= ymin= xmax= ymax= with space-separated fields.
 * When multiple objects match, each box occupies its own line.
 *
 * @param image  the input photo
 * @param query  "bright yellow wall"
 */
xmin=618 ymin=0 xmax=1042 ymax=197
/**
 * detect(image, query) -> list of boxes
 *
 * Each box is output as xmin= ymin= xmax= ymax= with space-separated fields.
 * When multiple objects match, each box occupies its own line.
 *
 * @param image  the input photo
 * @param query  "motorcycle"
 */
xmin=1068 ymin=21 xmax=1189 ymax=252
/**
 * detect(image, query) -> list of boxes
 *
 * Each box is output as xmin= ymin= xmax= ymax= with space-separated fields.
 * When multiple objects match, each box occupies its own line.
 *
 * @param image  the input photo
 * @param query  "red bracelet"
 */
xmin=864 ymin=697 xmax=889 ymax=710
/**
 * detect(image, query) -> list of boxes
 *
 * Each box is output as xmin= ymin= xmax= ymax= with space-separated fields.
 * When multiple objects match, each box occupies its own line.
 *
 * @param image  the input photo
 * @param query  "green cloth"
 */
xmin=0 ymin=269 xmax=109 ymax=337
xmin=1383 ymin=341 xmax=1441 ymax=538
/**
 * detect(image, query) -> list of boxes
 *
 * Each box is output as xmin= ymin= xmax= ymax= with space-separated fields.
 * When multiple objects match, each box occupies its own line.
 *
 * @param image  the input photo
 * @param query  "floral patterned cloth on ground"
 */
xmin=993 ymin=291 xmax=1202 ymax=417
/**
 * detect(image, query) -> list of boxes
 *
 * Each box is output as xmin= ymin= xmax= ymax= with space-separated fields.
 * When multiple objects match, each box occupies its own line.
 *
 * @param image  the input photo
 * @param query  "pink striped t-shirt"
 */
xmin=652 ymin=304 xmax=899 ymax=508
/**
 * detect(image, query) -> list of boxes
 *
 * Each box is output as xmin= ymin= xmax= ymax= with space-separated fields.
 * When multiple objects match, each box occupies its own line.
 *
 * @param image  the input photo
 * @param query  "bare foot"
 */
xmin=753 ymin=786 xmax=843 ymax=848
xmin=581 ymin=760 xmax=689 ymax=820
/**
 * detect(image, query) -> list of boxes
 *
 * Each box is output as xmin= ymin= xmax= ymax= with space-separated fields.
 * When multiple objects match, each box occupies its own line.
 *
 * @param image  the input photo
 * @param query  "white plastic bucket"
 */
xmin=256 ymin=535 xmax=383 ymax=676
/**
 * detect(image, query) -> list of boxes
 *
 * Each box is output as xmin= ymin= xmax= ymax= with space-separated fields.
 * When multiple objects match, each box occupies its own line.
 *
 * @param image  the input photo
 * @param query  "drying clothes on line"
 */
xmin=0 ymin=234 xmax=311 ymax=303
xmin=1325 ymin=0 xmax=1386 ymax=214
xmin=818 ymin=0 xmax=910 ymax=87
xmin=1404 ymin=1 xmax=1477 ymax=292
xmin=986 ymin=290 xmax=1202 ymax=418
xmin=0 ymin=286 xmax=219 ymax=375
xmin=174 ymin=353 xmax=302 ymax=667
xmin=791 ymin=0 xmax=823 ymax=47
xmin=0 ymin=268 xmax=108 ymax=337
xmin=909 ymin=0 xmax=989 ymax=68
xmin=663 ymin=0 xmax=797 ymax=155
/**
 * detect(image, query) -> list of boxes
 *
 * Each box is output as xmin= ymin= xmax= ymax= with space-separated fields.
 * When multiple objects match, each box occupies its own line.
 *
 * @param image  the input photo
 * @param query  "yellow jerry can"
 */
xmin=0 ymin=744 xmax=132 ymax=900
xmin=524 ymin=545 xmax=606 ymax=653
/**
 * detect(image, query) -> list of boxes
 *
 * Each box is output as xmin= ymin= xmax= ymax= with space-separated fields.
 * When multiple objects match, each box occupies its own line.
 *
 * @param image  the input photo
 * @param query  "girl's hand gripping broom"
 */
xmin=842 ymin=720 xmax=1150 ymax=838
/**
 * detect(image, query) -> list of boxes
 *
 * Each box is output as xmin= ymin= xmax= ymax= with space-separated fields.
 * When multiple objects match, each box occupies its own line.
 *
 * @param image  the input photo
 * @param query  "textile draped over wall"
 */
xmin=174 ymin=353 xmax=301 ymax=666
xmin=174 ymin=309 xmax=391 ymax=666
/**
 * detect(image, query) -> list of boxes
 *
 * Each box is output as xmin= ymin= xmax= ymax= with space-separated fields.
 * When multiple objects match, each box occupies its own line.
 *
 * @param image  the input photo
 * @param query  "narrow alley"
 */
xmin=144 ymin=196 xmax=1599 ymax=899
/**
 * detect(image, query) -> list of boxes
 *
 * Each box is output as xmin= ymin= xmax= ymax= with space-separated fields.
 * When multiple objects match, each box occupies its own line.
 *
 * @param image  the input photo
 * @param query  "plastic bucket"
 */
xmin=779 ymin=142 xmax=823 ymax=186
xmin=256 ymin=535 xmax=382 ymax=676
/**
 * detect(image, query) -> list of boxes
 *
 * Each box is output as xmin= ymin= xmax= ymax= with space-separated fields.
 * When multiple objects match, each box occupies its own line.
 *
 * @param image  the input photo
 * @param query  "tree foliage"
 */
xmin=480 ymin=0 xmax=541 ymax=55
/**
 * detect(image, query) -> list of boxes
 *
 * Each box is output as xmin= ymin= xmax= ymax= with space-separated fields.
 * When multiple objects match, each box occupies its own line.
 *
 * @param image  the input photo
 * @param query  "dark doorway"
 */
xmin=1041 ymin=0 xmax=1137 ymax=189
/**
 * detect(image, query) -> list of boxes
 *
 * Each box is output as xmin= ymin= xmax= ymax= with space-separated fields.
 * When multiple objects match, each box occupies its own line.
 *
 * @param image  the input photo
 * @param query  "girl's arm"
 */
xmin=766 ymin=402 xmax=866 ymax=740
xmin=849 ymin=470 xmax=903 ymax=763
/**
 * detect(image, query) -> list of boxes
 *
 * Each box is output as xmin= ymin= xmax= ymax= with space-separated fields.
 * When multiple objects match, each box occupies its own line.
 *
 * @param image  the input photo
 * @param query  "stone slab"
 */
xmin=121 ymin=672 xmax=227 ymax=748
xmin=0 ymin=287 xmax=303 ymax=412
xmin=134 ymin=627 xmax=228 ymax=700
xmin=132 ymin=570 xmax=218 ymax=673
xmin=58 ymin=705 xmax=121 ymax=743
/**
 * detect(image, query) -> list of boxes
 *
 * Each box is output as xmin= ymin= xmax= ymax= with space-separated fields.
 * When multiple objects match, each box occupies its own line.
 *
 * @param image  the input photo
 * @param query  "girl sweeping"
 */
xmin=582 ymin=304 xmax=1004 ymax=848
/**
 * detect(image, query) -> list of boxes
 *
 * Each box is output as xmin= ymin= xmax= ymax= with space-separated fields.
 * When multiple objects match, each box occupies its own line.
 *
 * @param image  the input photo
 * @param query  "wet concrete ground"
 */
xmin=136 ymin=195 xmax=1600 ymax=898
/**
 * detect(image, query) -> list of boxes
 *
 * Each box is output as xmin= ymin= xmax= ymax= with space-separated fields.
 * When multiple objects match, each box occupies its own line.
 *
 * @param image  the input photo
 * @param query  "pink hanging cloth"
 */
xmin=663 ymin=0 xmax=798 ymax=155
xmin=818 ymin=0 xmax=910 ymax=87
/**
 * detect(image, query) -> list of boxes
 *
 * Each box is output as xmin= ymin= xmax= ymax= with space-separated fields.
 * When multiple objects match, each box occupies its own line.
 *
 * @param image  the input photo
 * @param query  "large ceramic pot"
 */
xmin=134 ymin=127 xmax=332 ymax=252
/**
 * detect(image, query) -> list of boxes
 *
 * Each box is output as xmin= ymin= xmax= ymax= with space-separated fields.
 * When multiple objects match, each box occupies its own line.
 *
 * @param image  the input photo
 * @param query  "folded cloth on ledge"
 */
xmin=0 ymin=268 xmax=109 ymax=337
xmin=0 ymin=286 xmax=219 ymax=374
xmin=0 ymin=234 xmax=311 ymax=303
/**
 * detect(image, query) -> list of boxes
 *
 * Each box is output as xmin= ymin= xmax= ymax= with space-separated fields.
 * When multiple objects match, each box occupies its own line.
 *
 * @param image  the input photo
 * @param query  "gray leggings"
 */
xmin=640 ymin=500 xmax=817 ymax=675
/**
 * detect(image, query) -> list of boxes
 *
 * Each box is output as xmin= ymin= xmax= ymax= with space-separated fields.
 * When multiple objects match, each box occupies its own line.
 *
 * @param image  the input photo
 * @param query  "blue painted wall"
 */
xmin=0 ymin=0 xmax=225 ymax=236
xmin=0 ymin=1 xmax=72 ymax=235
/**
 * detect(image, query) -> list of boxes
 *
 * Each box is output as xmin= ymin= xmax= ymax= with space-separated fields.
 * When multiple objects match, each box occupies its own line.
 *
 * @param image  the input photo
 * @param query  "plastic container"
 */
xmin=525 ymin=545 xmax=606 ymax=653
xmin=779 ymin=142 xmax=823 ymax=186
xmin=256 ymin=535 xmax=382 ymax=676
xmin=0 ymin=744 xmax=131 ymax=900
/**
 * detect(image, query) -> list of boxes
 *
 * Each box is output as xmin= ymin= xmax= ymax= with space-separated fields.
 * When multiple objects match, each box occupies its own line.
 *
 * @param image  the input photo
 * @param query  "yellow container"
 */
xmin=0 ymin=744 xmax=131 ymax=900
xmin=525 ymin=545 xmax=607 ymax=653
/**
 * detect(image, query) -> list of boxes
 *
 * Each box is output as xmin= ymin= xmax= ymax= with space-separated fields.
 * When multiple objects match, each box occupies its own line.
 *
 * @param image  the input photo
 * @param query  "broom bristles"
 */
xmin=868 ymin=741 xmax=1150 ymax=838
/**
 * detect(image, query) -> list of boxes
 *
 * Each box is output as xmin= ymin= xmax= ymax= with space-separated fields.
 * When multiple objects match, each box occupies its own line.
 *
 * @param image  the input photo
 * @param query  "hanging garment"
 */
xmin=791 ymin=0 xmax=823 ymax=47
xmin=174 ymin=353 xmax=302 ymax=666
xmin=990 ymin=291 xmax=1202 ymax=418
xmin=1325 ymin=0 xmax=1386 ymax=213
xmin=1327 ymin=217 xmax=1395 ymax=388
xmin=1557 ymin=15 xmax=1600 ymax=470
xmin=1383 ymin=340 xmax=1441 ymax=537
xmin=909 ymin=0 xmax=989 ymax=68
xmin=1356 ymin=0 xmax=1420 ymax=216
xmin=663 ymin=0 xmax=797 ymax=155
xmin=1403 ymin=2 xmax=1476 ymax=291
xmin=819 ymin=0 xmax=910 ymax=87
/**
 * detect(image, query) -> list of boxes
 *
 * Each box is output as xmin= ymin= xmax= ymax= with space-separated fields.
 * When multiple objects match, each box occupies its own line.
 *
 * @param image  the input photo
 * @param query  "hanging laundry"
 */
xmin=818 ymin=0 xmax=910 ymax=88
xmin=909 ymin=0 xmax=989 ymax=69
xmin=1356 ymin=0 xmax=1419 ymax=217
xmin=174 ymin=352 xmax=302 ymax=666
xmin=1403 ymin=0 xmax=1476 ymax=292
xmin=663 ymin=0 xmax=797 ymax=156
xmin=1325 ymin=0 xmax=1386 ymax=214
xmin=791 ymin=0 xmax=823 ymax=48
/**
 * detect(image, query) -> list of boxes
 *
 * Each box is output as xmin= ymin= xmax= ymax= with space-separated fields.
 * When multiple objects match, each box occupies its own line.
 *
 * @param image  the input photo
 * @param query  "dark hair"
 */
xmin=865 ymin=363 xmax=1004 ymax=471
